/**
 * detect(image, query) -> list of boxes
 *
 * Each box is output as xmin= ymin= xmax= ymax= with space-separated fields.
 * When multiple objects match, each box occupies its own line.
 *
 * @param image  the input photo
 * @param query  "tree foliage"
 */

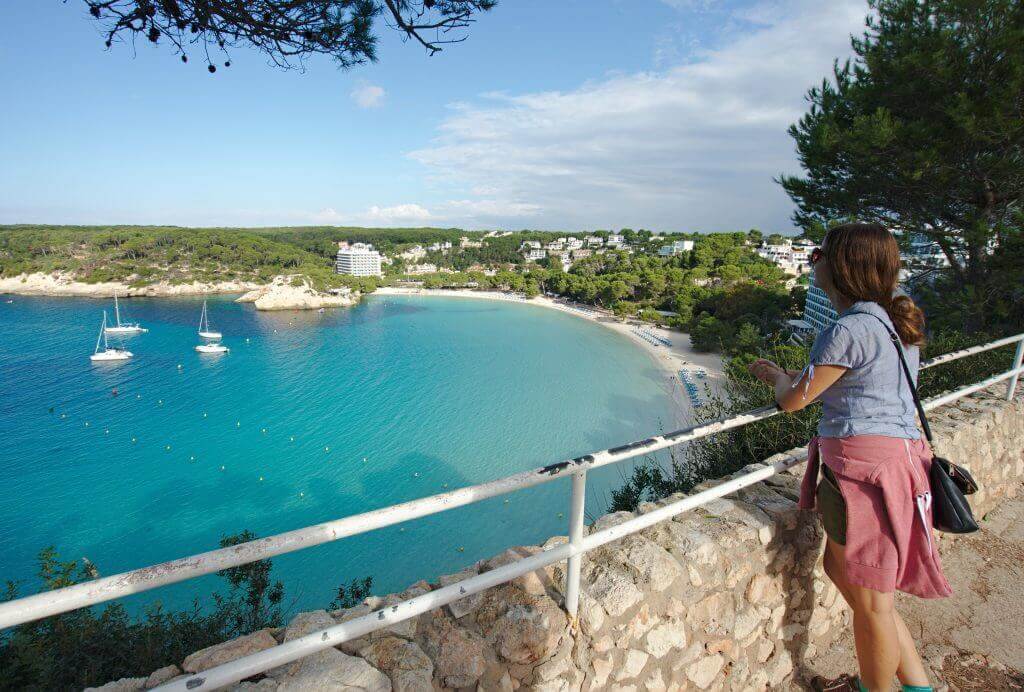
xmin=81 ymin=0 xmax=496 ymax=71
xmin=779 ymin=0 xmax=1024 ymax=330
xmin=0 ymin=531 xmax=371 ymax=691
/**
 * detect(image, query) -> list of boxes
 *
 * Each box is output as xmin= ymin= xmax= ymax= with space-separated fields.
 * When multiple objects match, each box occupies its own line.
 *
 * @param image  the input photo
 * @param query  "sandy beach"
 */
xmin=374 ymin=287 xmax=725 ymax=427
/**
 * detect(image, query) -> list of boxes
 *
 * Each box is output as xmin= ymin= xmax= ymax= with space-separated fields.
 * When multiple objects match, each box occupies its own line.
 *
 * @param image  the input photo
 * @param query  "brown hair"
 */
xmin=821 ymin=222 xmax=926 ymax=346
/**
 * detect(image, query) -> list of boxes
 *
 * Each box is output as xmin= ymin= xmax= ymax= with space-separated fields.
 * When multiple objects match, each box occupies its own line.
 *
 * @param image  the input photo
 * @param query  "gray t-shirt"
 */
xmin=806 ymin=300 xmax=921 ymax=439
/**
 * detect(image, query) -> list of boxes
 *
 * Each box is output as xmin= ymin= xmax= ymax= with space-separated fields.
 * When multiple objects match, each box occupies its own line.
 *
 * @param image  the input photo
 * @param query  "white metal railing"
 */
xmin=0 ymin=333 xmax=1021 ymax=691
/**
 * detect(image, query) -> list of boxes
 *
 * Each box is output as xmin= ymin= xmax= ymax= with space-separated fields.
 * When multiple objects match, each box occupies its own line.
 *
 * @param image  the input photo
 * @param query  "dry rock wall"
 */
xmin=91 ymin=391 xmax=1024 ymax=691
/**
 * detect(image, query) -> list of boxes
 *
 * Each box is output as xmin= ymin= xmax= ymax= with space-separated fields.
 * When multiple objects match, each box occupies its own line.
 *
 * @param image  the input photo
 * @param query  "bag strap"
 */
xmin=865 ymin=313 xmax=932 ymax=442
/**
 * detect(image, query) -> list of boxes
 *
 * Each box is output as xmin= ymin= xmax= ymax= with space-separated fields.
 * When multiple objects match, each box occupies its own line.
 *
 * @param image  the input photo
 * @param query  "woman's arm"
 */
xmin=748 ymin=359 xmax=848 ymax=412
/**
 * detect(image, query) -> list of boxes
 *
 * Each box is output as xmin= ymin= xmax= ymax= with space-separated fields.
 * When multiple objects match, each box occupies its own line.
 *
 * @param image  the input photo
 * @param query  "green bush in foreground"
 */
xmin=0 ymin=533 xmax=372 ymax=692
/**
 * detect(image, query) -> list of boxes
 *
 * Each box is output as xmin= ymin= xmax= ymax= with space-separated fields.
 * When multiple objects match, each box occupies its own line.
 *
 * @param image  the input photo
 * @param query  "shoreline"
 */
xmin=373 ymin=287 xmax=726 ymax=425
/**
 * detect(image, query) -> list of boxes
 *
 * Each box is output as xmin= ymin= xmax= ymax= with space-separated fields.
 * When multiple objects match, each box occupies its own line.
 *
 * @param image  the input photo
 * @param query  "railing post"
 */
xmin=564 ymin=469 xmax=587 ymax=619
xmin=1009 ymin=337 xmax=1024 ymax=401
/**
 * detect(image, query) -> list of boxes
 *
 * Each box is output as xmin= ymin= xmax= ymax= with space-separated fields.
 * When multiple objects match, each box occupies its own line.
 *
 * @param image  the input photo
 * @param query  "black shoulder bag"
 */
xmin=876 ymin=319 xmax=980 ymax=533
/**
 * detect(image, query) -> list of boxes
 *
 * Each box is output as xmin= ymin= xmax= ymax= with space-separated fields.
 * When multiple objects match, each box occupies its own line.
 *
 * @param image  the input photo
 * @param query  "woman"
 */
xmin=748 ymin=223 xmax=949 ymax=692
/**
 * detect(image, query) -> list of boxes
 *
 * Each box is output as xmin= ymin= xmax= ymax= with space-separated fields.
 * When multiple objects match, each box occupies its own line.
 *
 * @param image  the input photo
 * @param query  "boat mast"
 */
xmin=114 ymin=293 xmax=121 ymax=327
xmin=199 ymin=301 xmax=207 ymax=332
xmin=96 ymin=313 xmax=106 ymax=353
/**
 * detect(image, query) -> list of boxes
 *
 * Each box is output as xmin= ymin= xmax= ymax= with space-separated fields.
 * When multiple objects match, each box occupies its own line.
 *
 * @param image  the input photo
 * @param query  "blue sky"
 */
xmin=0 ymin=0 xmax=868 ymax=233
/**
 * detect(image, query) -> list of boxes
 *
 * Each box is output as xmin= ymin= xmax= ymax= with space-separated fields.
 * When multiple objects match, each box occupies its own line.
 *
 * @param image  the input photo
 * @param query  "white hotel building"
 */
xmin=335 ymin=243 xmax=383 ymax=277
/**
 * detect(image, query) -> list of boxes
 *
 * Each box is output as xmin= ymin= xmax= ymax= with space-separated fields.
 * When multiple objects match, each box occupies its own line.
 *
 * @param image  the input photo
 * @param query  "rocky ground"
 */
xmin=803 ymin=485 xmax=1024 ymax=691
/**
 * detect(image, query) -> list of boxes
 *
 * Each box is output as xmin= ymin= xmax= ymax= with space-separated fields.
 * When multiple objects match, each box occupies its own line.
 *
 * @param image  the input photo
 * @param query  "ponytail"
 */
xmin=885 ymin=294 xmax=926 ymax=347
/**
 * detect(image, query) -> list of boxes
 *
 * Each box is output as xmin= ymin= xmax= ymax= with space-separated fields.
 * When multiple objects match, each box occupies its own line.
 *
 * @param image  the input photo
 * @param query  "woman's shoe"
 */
xmin=810 ymin=673 xmax=861 ymax=691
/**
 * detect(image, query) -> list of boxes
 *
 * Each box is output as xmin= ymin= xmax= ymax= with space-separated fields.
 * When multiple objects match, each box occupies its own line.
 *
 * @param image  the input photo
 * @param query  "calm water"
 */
xmin=0 ymin=294 xmax=676 ymax=612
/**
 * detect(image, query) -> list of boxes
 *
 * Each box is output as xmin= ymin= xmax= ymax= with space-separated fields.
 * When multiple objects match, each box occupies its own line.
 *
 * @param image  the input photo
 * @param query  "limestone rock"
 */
xmin=686 ymin=654 xmax=724 ymax=689
xmin=182 ymin=629 xmax=278 ymax=673
xmin=276 ymin=648 xmax=390 ymax=691
xmin=614 ymin=649 xmax=650 ymax=681
xmin=236 ymin=277 xmax=357 ymax=311
xmin=592 ymin=657 xmax=614 ymax=687
xmin=84 ymin=678 xmax=146 ymax=691
xmin=585 ymin=564 xmax=644 ymax=617
xmin=417 ymin=613 xmax=487 ymax=688
xmin=645 ymin=622 xmax=687 ymax=658
xmin=283 ymin=609 xmax=335 ymax=641
xmin=359 ymin=637 xmax=433 ymax=692
xmin=437 ymin=567 xmax=485 ymax=618
xmin=144 ymin=665 xmax=181 ymax=689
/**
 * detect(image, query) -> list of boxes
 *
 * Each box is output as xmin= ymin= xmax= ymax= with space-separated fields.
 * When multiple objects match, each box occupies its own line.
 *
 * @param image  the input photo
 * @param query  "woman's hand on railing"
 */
xmin=748 ymin=358 xmax=786 ymax=385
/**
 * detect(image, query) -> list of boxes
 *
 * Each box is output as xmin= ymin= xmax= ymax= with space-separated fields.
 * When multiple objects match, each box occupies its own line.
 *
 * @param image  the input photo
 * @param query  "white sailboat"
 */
xmin=198 ymin=300 xmax=222 ymax=340
xmin=91 ymin=312 xmax=133 ymax=362
xmin=105 ymin=293 xmax=147 ymax=334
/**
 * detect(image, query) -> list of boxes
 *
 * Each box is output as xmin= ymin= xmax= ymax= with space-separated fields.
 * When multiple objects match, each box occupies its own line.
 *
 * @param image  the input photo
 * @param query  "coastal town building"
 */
xmin=756 ymin=238 xmax=816 ymax=275
xmin=585 ymin=235 xmax=604 ymax=247
xmin=565 ymin=237 xmax=584 ymax=251
xmin=335 ymin=242 xmax=383 ymax=277
xmin=398 ymin=246 xmax=427 ymax=261
xmin=427 ymin=241 xmax=452 ymax=253
xmin=658 ymin=239 xmax=695 ymax=257
xmin=459 ymin=236 xmax=485 ymax=249
xmin=606 ymin=233 xmax=625 ymax=248
xmin=523 ymin=247 xmax=546 ymax=262
xmin=406 ymin=263 xmax=439 ymax=275
xmin=571 ymin=248 xmax=593 ymax=260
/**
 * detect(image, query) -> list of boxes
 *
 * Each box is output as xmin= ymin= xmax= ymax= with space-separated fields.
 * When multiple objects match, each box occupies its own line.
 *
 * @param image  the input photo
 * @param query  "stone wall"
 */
xmin=92 ymin=391 xmax=1024 ymax=691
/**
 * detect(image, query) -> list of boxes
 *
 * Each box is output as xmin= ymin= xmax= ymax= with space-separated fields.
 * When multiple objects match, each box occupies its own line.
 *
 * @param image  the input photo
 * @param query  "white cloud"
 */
xmin=364 ymin=203 xmax=432 ymax=222
xmin=350 ymin=83 xmax=386 ymax=108
xmin=409 ymin=0 xmax=867 ymax=232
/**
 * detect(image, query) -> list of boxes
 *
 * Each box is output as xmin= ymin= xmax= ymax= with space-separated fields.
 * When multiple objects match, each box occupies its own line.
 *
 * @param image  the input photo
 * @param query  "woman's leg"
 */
xmin=825 ymin=539 xmax=931 ymax=689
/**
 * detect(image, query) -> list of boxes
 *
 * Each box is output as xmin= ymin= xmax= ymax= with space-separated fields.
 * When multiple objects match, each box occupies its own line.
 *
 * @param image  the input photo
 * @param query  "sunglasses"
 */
xmin=809 ymin=247 xmax=824 ymax=264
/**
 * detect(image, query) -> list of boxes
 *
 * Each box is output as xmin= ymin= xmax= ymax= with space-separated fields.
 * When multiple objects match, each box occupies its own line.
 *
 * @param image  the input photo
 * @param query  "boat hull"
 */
xmin=90 ymin=350 xmax=133 ymax=362
xmin=198 ymin=331 xmax=223 ymax=340
xmin=195 ymin=344 xmax=229 ymax=354
xmin=105 ymin=327 xmax=147 ymax=334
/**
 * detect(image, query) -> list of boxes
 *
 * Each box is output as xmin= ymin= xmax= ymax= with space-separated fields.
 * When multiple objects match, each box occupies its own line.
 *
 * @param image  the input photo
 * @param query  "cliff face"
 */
xmin=234 ymin=278 xmax=359 ymax=311
xmin=89 ymin=391 xmax=1024 ymax=692
xmin=0 ymin=272 xmax=359 ymax=311
xmin=0 ymin=272 xmax=259 ymax=297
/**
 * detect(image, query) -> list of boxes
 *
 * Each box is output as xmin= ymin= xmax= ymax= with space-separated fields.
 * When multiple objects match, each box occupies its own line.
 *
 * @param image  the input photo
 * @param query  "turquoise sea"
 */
xmin=0 ymin=294 xmax=676 ymax=613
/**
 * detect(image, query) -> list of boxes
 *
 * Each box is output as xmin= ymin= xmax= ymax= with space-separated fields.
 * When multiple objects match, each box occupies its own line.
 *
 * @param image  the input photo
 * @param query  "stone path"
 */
xmin=798 ymin=483 xmax=1024 ymax=691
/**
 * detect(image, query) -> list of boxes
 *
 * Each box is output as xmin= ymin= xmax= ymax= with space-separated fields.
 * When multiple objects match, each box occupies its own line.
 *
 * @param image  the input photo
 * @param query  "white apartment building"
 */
xmin=335 ymin=243 xmax=383 ymax=277
xmin=607 ymin=233 xmax=625 ymax=246
xmin=406 ymin=263 xmax=439 ymax=275
xmin=427 ymin=241 xmax=452 ymax=252
xmin=460 ymin=236 xmax=485 ymax=249
xmin=565 ymin=237 xmax=584 ymax=250
xmin=757 ymin=239 xmax=815 ymax=275
xmin=658 ymin=239 xmax=695 ymax=257
xmin=524 ymin=248 xmax=547 ymax=261
xmin=585 ymin=235 xmax=604 ymax=247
